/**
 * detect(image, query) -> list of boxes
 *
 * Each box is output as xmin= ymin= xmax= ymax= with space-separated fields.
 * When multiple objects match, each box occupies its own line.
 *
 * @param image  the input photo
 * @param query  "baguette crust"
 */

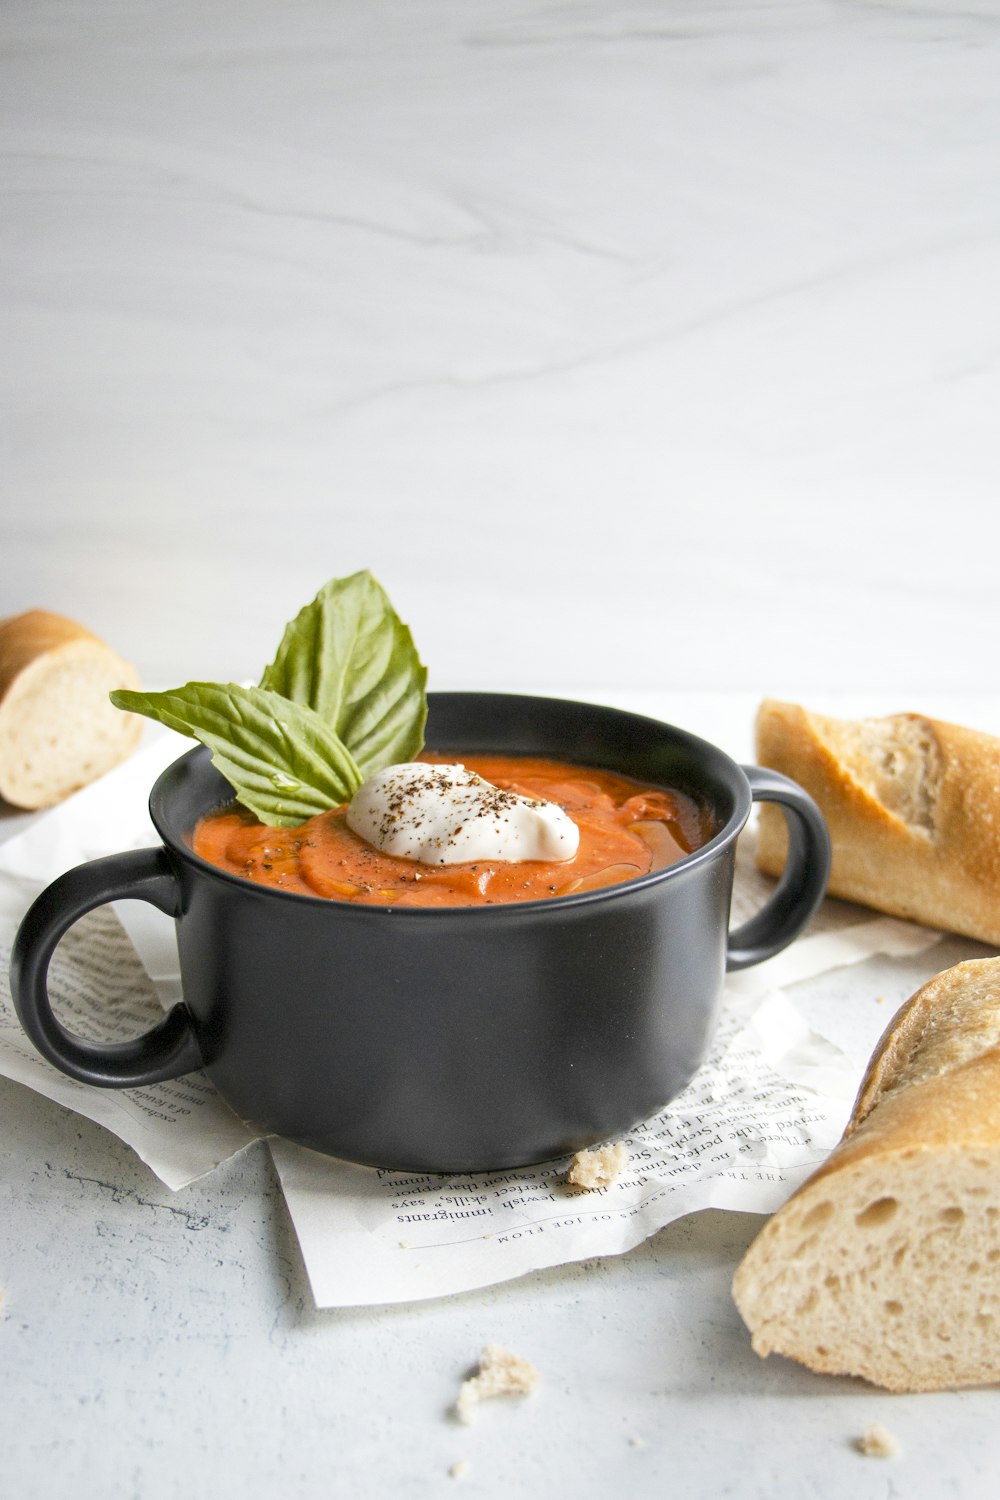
xmin=755 ymin=699 xmax=1000 ymax=945
xmin=0 ymin=610 xmax=142 ymax=809
xmin=0 ymin=610 xmax=104 ymax=696
xmin=850 ymin=958 xmax=1000 ymax=1132
xmin=733 ymin=958 xmax=1000 ymax=1393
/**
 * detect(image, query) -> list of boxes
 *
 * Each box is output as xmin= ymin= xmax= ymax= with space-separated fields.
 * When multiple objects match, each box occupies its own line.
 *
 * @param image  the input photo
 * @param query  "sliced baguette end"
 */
xmin=733 ymin=958 xmax=1000 ymax=1393
xmin=0 ymin=612 xmax=143 ymax=809
xmin=733 ymin=1142 xmax=1000 ymax=1392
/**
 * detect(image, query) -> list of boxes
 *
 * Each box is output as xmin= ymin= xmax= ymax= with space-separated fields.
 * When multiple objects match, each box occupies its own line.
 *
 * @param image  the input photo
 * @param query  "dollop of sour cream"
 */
xmin=345 ymin=762 xmax=580 ymax=866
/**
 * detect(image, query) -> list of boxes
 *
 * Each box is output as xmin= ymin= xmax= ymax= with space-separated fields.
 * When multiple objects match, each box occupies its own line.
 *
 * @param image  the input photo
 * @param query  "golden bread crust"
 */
xmin=755 ymin=698 xmax=1000 ymax=945
xmin=0 ymin=609 xmax=142 ymax=809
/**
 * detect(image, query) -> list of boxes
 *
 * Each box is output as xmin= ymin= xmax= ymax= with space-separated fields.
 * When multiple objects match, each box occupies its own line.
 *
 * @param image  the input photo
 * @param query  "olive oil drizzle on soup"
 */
xmin=191 ymin=754 xmax=715 ymax=907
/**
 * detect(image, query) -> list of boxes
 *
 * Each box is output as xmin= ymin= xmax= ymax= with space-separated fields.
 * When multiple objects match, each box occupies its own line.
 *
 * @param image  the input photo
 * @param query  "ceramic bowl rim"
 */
xmin=148 ymin=690 xmax=753 ymax=917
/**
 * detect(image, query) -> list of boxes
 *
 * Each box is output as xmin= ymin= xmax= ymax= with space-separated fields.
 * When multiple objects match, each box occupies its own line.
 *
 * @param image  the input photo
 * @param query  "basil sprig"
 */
xmin=111 ymin=571 xmax=427 ymax=828
xmin=260 ymin=570 xmax=427 ymax=778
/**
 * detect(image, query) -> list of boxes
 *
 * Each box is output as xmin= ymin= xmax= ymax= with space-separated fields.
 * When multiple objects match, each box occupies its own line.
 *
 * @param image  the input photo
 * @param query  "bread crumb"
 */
xmin=628 ymin=1434 xmax=645 ymax=1448
xmin=454 ymin=1343 xmax=540 ymax=1424
xmin=449 ymin=1460 xmax=470 ymax=1480
xmin=567 ymin=1143 xmax=629 ymax=1190
xmin=856 ymin=1424 xmax=900 ymax=1458
xmin=875 ymin=994 xmax=887 ymax=1004
xmin=398 ymin=1239 xmax=412 ymax=1249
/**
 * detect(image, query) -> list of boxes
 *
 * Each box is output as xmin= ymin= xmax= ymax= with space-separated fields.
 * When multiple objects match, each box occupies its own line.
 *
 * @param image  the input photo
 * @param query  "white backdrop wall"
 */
xmin=2 ymin=0 xmax=998 ymax=693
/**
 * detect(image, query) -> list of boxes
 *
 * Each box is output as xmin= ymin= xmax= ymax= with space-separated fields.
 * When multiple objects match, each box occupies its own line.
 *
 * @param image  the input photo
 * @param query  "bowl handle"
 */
xmin=9 ymin=848 xmax=204 ymax=1087
xmin=726 ymin=766 xmax=831 ymax=971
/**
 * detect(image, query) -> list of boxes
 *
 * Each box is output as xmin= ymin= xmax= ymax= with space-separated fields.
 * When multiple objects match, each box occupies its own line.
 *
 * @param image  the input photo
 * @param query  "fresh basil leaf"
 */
xmin=260 ymin=570 xmax=427 ymax=778
xmin=110 ymin=682 xmax=363 ymax=827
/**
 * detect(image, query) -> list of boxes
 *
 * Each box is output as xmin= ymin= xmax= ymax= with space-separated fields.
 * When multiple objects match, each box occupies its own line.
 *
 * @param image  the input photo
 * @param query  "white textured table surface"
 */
xmin=3 ymin=1 xmax=1000 ymax=1496
xmin=4 ymin=695 xmax=1000 ymax=1500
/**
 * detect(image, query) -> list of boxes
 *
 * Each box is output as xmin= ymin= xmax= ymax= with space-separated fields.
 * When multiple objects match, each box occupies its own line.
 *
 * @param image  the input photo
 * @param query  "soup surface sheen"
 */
xmin=191 ymin=754 xmax=714 ymax=907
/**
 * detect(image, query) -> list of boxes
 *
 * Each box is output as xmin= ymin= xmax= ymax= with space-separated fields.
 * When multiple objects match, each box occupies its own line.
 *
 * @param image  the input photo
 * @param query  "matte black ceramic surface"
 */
xmin=11 ymin=694 xmax=831 ymax=1171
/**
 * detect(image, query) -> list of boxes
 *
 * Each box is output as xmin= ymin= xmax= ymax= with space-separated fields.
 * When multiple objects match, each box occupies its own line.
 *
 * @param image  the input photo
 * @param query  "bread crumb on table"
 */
xmin=449 ymin=1459 xmax=470 ymax=1480
xmin=566 ymin=1142 xmax=629 ymax=1190
xmin=856 ymin=1424 xmax=901 ymax=1458
xmin=454 ymin=1343 xmax=541 ymax=1425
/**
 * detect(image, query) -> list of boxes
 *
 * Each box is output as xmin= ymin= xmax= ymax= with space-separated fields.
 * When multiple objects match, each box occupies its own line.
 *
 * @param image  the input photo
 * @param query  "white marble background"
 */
xmin=3 ymin=0 xmax=999 ymax=693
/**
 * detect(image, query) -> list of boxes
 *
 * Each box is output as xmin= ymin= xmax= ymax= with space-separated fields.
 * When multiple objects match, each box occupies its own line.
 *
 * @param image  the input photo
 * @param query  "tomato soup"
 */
xmin=191 ymin=754 xmax=715 ymax=908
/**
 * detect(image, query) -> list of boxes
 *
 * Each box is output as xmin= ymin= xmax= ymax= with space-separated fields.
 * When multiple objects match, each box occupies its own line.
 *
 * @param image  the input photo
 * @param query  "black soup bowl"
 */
xmin=11 ymin=693 xmax=831 ymax=1173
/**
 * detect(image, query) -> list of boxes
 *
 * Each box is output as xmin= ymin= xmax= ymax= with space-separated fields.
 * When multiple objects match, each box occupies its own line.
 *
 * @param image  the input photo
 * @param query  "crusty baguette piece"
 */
xmin=732 ymin=957 xmax=1000 ymax=1392
xmin=755 ymin=698 xmax=1000 ymax=945
xmin=454 ymin=1344 xmax=541 ymax=1424
xmin=0 ymin=610 xmax=142 ymax=809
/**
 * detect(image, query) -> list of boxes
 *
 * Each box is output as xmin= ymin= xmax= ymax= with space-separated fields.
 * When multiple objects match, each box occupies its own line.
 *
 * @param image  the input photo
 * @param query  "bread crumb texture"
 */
xmin=856 ymin=1424 xmax=900 ymax=1459
xmin=454 ymin=1343 xmax=540 ymax=1425
xmin=733 ymin=959 xmax=1000 ymax=1393
xmin=449 ymin=1460 xmax=470 ymax=1480
xmin=820 ymin=712 xmax=941 ymax=833
xmin=567 ymin=1142 xmax=629 ymax=1190
xmin=0 ymin=610 xmax=142 ymax=809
